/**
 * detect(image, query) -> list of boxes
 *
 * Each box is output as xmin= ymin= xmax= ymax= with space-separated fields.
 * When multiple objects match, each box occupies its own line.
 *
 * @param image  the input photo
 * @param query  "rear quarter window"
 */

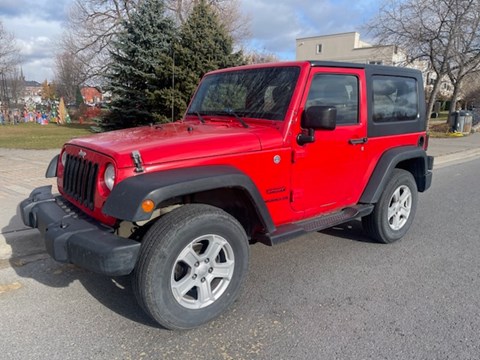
xmin=372 ymin=76 xmax=418 ymax=122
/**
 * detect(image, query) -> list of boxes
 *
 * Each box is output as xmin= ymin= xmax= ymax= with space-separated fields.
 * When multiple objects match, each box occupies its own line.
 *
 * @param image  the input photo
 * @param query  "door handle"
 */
xmin=349 ymin=137 xmax=368 ymax=145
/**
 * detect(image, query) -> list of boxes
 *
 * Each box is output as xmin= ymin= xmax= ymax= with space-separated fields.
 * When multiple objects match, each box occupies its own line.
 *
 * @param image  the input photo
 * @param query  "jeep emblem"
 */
xmin=78 ymin=150 xmax=87 ymax=159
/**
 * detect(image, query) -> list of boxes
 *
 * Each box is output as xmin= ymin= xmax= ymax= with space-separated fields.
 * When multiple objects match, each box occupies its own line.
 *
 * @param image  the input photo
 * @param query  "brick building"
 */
xmin=81 ymin=87 xmax=103 ymax=104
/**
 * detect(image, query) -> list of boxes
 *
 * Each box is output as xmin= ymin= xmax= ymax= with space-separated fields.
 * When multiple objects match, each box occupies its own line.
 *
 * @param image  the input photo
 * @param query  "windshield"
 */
xmin=187 ymin=66 xmax=301 ymax=121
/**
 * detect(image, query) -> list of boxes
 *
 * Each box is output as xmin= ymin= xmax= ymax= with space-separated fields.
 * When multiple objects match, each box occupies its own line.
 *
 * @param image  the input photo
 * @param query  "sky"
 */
xmin=0 ymin=0 xmax=378 ymax=82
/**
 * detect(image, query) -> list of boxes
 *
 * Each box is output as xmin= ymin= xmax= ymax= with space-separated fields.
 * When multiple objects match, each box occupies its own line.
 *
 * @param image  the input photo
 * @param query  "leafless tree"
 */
xmin=243 ymin=49 xmax=279 ymax=65
xmin=0 ymin=21 xmax=20 ymax=74
xmin=445 ymin=0 xmax=480 ymax=113
xmin=5 ymin=67 xmax=25 ymax=106
xmin=366 ymin=0 xmax=480 ymax=120
xmin=0 ymin=21 xmax=21 ymax=108
xmin=54 ymin=51 xmax=88 ymax=104
xmin=61 ymin=0 xmax=140 ymax=83
xmin=61 ymin=0 xmax=250 ymax=82
xmin=460 ymin=71 xmax=480 ymax=108
xmin=165 ymin=0 xmax=250 ymax=43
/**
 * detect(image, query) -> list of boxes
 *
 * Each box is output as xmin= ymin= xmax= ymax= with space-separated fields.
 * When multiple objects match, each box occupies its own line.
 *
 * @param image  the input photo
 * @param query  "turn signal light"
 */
xmin=141 ymin=199 xmax=155 ymax=213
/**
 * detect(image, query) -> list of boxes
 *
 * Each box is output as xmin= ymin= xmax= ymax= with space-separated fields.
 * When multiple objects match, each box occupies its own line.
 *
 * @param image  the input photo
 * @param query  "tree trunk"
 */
xmin=426 ymin=76 xmax=442 ymax=130
xmin=449 ymin=80 xmax=462 ymax=116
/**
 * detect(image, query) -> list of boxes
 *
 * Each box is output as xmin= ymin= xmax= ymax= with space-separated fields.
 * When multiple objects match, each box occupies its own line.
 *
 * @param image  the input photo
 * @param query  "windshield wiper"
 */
xmin=195 ymin=112 xmax=206 ymax=124
xmin=187 ymin=112 xmax=206 ymax=124
xmin=226 ymin=109 xmax=249 ymax=128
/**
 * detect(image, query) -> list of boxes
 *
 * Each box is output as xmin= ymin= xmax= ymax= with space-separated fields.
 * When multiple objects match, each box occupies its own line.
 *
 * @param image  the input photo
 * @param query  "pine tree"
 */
xmin=104 ymin=0 xmax=176 ymax=129
xmin=75 ymin=87 xmax=84 ymax=106
xmin=150 ymin=0 xmax=243 ymax=121
xmin=178 ymin=0 xmax=243 ymax=77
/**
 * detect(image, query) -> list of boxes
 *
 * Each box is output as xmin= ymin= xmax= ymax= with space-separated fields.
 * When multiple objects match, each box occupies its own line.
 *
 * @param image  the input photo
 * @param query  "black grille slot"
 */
xmin=63 ymin=154 xmax=98 ymax=210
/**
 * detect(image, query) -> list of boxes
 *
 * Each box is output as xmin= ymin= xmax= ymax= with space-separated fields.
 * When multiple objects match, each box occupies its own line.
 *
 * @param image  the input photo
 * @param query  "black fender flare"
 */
xmin=360 ymin=146 xmax=432 ymax=204
xmin=46 ymin=154 xmax=59 ymax=178
xmin=103 ymin=165 xmax=275 ymax=233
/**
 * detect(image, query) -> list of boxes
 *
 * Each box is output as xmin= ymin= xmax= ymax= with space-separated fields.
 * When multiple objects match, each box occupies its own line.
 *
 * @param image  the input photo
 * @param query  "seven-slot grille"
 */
xmin=63 ymin=154 xmax=99 ymax=210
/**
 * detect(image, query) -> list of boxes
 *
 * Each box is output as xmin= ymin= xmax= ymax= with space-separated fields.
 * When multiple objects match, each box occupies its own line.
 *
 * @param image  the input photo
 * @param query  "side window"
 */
xmin=306 ymin=74 xmax=359 ymax=125
xmin=372 ymin=76 xmax=418 ymax=122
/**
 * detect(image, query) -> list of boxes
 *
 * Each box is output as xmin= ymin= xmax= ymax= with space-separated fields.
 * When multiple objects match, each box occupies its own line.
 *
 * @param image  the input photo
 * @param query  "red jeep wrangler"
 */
xmin=21 ymin=61 xmax=433 ymax=329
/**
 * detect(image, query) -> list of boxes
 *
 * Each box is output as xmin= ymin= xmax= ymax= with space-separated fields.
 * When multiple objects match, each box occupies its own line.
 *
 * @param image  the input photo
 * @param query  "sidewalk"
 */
xmin=1 ymin=132 xmax=479 ymax=261
xmin=0 ymin=149 xmax=57 ymax=261
xmin=428 ymin=131 xmax=480 ymax=167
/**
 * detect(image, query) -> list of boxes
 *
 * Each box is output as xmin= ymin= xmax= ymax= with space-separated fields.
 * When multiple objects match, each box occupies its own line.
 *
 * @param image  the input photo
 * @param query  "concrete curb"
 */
xmin=433 ymin=148 xmax=480 ymax=169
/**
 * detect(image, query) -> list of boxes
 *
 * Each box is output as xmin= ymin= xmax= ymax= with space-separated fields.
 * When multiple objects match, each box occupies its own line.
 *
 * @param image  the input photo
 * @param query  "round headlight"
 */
xmin=104 ymin=164 xmax=116 ymax=191
xmin=61 ymin=151 xmax=67 ymax=167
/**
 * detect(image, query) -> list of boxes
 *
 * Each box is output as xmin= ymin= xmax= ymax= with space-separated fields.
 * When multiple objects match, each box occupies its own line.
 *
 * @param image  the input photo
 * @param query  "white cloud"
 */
xmin=1 ymin=0 xmax=379 ymax=81
xmin=241 ymin=0 xmax=377 ymax=58
xmin=0 ymin=1 xmax=68 ymax=81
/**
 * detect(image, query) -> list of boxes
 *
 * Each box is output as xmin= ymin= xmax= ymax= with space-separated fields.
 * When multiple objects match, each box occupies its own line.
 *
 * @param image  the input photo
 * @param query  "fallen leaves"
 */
xmin=0 ymin=281 xmax=22 ymax=294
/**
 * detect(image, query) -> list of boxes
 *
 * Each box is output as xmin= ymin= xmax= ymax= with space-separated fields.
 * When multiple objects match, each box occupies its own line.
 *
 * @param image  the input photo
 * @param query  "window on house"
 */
xmin=316 ymin=44 xmax=323 ymax=54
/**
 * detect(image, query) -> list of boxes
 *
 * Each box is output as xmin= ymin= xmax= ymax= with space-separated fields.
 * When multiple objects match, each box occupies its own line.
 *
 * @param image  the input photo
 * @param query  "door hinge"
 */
xmin=290 ymin=189 xmax=304 ymax=202
xmin=291 ymin=149 xmax=307 ymax=163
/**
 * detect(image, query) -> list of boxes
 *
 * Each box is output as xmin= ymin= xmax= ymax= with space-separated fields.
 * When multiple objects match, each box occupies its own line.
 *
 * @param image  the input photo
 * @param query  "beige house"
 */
xmin=296 ymin=32 xmax=408 ymax=66
xmin=296 ymin=31 xmax=453 ymax=101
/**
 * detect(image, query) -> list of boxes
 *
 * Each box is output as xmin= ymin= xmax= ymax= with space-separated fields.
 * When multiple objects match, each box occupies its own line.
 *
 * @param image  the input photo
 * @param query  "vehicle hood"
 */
xmin=68 ymin=121 xmax=282 ymax=168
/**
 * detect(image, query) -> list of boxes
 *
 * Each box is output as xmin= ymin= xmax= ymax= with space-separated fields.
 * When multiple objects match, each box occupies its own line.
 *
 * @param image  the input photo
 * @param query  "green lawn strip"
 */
xmin=0 ymin=123 xmax=93 ymax=149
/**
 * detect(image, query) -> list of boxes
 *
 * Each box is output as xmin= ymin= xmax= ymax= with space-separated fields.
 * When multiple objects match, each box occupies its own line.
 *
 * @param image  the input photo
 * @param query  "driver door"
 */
xmin=291 ymin=68 xmax=369 ymax=218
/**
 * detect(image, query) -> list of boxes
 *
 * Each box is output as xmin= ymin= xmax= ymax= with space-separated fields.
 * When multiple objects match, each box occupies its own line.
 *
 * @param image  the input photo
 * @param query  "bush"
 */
xmin=72 ymin=104 xmax=105 ymax=123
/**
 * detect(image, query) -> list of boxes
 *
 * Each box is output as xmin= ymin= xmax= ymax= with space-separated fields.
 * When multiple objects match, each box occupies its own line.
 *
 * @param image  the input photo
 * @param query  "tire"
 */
xmin=362 ymin=169 xmax=418 ymax=244
xmin=133 ymin=204 xmax=249 ymax=330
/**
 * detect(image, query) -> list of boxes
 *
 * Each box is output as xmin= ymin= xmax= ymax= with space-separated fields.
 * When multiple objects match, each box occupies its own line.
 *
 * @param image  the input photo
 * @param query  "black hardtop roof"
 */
xmin=309 ymin=60 xmax=367 ymax=69
xmin=205 ymin=60 xmax=422 ymax=79
xmin=309 ymin=60 xmax=422 ymax=77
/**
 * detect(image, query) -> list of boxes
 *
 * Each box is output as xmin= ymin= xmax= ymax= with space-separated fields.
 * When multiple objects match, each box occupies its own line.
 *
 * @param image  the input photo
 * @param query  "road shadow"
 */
xmin=2 ymin=204 xmax=159 ymax=329
xmin=3 ymin=199 xmax=375 ymax=329
xmin=320 ymin=219 xmax=378 ymax=243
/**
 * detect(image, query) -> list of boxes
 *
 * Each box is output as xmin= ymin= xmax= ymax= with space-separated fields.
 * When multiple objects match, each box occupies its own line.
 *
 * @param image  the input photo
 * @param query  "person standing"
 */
xmin=13 ymin=110 xmax=19 ymax=125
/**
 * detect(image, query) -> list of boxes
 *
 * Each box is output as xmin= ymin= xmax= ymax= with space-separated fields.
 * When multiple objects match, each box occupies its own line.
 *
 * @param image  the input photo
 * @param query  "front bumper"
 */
xmin=20 ymin=186 xmax=140 ymax=276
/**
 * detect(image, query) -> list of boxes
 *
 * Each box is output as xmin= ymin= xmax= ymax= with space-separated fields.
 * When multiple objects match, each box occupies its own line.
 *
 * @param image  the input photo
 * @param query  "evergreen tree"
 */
xmin=150 ymin=0 xmax=243 ymax=121
xmin=75 ymin=87 xmax=84 ymax=106
xmin=178 ymin=0 xmax=243 ymax=77
xmin=104 ymin=0 xmax=176 ymax=129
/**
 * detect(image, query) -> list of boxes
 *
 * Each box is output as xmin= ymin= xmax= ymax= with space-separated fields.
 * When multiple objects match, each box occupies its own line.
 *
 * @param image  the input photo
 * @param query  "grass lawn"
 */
xmin=428 ymin=121 xmax=450 ymax=138
xmin=428 ymin=111 xmax=451 ymax=138
xmin=0 ymin=114 xmax=461 ymax=148
xmin=0 ymin=122 xmax=93 ymax=149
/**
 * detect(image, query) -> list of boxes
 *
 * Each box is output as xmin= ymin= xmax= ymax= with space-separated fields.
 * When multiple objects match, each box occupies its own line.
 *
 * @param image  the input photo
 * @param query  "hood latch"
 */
xmin=131 ymin=150 xmax=144 ymax=173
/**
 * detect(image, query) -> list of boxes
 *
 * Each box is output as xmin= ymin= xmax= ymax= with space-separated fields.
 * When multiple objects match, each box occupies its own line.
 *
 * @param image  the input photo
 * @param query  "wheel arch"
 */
xmin=360 ymin=146 xmax=430 ymax=204
xmin=103 ymin=165 xmax=275 ymax=238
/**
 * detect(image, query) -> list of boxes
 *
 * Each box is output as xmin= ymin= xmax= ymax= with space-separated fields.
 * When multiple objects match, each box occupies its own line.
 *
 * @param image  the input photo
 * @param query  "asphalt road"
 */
xmin=1 ymin=159 xmax=479 ymax=360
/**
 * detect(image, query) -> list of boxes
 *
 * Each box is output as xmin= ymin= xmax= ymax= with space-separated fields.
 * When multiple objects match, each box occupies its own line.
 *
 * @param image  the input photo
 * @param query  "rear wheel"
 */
xmin=133 ymin=204 xmax=249 ymax=330
xmin=362 ymin=169 xmax=418 ymax=244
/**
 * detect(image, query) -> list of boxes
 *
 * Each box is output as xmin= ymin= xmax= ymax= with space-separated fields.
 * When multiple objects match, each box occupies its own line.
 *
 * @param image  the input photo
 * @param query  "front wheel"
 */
xmin=133 ymin=204 xmax=249 ymax=330
xmin=362 ymin=169 xmax=418 ymax=244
